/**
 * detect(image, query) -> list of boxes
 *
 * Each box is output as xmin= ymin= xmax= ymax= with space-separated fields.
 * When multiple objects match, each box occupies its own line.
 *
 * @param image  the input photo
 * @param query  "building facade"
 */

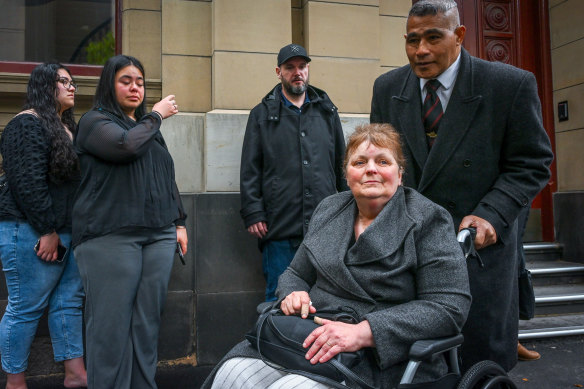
xmin=0 ymin=0 xmax=582 ymax=376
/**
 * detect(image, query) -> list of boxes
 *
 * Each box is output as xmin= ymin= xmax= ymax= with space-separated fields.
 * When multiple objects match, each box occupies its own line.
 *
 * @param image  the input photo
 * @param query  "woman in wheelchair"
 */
xmin=205 ymin=124 xmax=472 ymax=388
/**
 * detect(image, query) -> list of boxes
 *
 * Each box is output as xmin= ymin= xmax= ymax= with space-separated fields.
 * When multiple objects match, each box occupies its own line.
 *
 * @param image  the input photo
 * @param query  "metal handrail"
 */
xmin=535 ymin=294 xmax=584 ymax=303
xmin=530 ymin=266 xmax=584 ymax=275
xmin=519 ymin=326 xmax=584 ymax=340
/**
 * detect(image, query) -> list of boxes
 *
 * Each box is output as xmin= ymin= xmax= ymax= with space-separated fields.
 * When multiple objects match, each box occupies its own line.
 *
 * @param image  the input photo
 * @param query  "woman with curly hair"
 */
xmin=0 ymin=63 xmax=87 ymax=389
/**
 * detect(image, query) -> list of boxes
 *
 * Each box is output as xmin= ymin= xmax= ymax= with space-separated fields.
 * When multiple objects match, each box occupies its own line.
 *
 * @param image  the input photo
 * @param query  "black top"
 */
xmin=0 ymin=114 xmax=79 ymax=234
xmin=72 ymin=108 xmax=186 ymax=246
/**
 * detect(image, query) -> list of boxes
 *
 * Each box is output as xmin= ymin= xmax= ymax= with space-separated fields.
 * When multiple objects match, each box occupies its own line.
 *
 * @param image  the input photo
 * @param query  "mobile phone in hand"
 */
xmin=34 ymin=240 xmax=68 ymax=262
xmin=176 ymin=242 xmax=185 ymax=265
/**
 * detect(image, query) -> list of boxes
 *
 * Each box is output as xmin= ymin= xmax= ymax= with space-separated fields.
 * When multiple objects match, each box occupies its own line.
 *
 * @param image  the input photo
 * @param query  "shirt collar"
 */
xmin=280 ymin=89 xmax=310 ymax=109
xmin=419 ymin=52 xmax=461 ymax=92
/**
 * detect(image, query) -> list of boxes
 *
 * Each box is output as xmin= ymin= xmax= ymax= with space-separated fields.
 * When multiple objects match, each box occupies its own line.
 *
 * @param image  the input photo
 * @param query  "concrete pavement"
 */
xmin=6 ymin=336 xmax=583 ymax=388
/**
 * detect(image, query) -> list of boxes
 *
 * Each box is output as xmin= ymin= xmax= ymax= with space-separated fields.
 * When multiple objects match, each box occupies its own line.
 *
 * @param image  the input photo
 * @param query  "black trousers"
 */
xmin=74 ymin=226 xmax=176 ymax=389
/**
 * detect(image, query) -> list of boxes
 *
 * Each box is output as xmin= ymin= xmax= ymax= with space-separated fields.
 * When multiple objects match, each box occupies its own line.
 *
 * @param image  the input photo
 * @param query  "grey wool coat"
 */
xmin=202 ymin=187 xmax=471 ymax=388
xmin=370 ymin=48 xmax=553 ymax=372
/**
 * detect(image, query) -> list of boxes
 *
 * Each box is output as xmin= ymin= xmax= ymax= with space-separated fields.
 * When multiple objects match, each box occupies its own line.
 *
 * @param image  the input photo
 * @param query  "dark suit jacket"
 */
xmin=370 ymin=48 xmax=553 ymax=371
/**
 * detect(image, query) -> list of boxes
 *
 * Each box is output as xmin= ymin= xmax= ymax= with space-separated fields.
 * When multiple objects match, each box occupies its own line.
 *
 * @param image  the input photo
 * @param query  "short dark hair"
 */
xmin=94 ymin=55 xmax=147 ymax=120
xmin=409 ymin=0 xmax=460 ymax=27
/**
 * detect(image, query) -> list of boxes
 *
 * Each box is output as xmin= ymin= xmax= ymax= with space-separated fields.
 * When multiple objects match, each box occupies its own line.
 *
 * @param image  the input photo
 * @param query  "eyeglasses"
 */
xmin=57 ymin=77 xmax=78 ymax=92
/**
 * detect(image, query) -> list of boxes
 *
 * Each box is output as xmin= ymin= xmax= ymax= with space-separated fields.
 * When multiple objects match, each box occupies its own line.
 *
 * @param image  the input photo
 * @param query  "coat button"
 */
xmin=305 ymin=190 xmax=310 ymax=196
xmin=304 ymin=219 xmax=310 ymax=225
xmin=301 ymin=131 xmax=306 ymax=137
xmin=303 ymin=160 xmax=309 ymax=166
xmin=463 ymin=159 xmax=472 ymax=167
xmin=447 ymin=201 xmax=456 ymax=209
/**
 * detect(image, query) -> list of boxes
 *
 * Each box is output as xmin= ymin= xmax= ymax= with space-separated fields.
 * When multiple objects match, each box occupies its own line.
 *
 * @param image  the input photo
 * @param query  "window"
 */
xmin=0 ymin=0 xmax=116 ymax=73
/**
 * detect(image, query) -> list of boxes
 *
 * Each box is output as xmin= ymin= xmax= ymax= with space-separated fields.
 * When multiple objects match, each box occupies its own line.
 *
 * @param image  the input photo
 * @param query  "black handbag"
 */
xmin=246 ymin=305 xmax=377 ymax=389
xmin=518 ymin=268 xmax=536 ymax=320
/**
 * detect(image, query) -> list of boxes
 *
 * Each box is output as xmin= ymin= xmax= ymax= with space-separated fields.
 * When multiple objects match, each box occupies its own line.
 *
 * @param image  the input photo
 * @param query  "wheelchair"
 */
xmin=397 ymin=228 xmax=516 ymax=389
xmin=257 ymin=228 xmax=517 ymax=389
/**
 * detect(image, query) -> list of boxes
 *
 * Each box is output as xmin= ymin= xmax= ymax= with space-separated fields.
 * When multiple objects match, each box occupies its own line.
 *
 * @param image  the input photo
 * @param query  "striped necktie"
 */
xmin=423 ymin=79 xmax=443 ymax=148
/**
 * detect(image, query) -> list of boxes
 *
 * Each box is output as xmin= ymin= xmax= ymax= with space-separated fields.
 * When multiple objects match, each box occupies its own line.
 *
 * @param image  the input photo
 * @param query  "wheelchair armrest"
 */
xmin=408 ymin=334 xmax=464 ymax=361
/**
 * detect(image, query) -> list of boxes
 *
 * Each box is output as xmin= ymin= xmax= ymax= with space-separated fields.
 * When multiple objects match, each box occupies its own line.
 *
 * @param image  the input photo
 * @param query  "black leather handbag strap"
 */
xmin=255 ymin=309 xmax=378 ymax=389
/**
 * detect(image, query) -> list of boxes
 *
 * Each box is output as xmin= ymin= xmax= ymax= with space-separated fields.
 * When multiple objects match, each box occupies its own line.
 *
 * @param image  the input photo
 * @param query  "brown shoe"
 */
xmin=518 ymin=342 xmax=541 ymax=361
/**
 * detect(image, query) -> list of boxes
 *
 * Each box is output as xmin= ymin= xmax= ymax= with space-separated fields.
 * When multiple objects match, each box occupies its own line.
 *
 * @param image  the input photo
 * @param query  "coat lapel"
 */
xmin=392 ymin=70 xmax=429 ymax=173
xmin=302 ymin=198 xmax=374 ymax=303
xmin=418 ymin=49 xmax=483 ymax=192
xmin=345 ymin=187 xmax=415 ymax=266
xmin=302 ymin=188 xmax=415 ymax=303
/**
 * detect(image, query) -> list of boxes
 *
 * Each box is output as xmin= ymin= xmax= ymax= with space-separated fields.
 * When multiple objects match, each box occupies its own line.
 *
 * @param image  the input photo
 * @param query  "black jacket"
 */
xmin=240 ymin=84 xmax=347 ymax=244
xmin=0 ymin=114 xmax=79 ymax=234
xmin=72 ymin=108 xmax=186 ymax=246
xmin=370 ymin=48 xmax=553 ymax=371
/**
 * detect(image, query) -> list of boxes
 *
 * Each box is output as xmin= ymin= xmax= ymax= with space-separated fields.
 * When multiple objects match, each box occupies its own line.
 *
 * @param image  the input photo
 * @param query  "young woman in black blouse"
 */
xmin=0 ymin=63 xmax=87 ymax=388
xmin=73 ymin=55 xmax=188 ymax=389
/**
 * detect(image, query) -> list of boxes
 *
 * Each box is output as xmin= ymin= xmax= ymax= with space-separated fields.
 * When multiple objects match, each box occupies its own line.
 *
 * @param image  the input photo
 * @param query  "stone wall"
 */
xmin=549 ymin=0 xmax=584 ymax=258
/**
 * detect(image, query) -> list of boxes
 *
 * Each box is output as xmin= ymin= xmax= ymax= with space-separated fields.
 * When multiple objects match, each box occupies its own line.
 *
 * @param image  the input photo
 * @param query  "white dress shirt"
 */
xmin=419 ymin=52 xmax=462 ymax=112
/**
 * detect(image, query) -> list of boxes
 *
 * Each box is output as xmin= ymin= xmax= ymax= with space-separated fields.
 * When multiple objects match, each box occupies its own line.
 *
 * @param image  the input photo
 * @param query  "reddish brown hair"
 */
xmin=343 ymin=123 xmax=406 ymax=175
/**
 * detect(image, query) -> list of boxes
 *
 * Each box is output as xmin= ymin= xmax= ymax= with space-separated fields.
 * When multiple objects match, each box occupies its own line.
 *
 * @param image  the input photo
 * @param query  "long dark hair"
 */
xmin=23 ymin=62 xmax=78 ymax=182
xmin=94 ymin=55 xmax=147 ymax=120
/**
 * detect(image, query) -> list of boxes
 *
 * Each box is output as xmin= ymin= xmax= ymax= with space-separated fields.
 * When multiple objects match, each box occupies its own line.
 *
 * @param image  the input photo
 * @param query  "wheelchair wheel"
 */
xmin=457 ymin=360 xmax=517 ymax=389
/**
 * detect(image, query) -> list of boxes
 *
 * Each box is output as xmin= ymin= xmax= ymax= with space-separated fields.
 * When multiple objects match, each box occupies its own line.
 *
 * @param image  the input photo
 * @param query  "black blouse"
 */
xmin=0 ymin=114 xmax=79 ymax=234
xmin=72 ymin=108 xmax=186 ymax=246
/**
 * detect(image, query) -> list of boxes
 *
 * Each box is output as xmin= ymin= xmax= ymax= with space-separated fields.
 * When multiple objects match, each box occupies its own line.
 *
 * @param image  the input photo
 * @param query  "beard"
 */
xmin=282 ymin=76 xmax=309 ymax=96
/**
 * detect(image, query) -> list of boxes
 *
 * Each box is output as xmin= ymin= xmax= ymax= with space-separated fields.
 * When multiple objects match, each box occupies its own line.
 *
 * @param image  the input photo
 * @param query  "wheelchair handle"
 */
xmin=457 ymin=227 xmax=484 ymax=267
xmin=457 ymin=227 xmax=477 ymax=259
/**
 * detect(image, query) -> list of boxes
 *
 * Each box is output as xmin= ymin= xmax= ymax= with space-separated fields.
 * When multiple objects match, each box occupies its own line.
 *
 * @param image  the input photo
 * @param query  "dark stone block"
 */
xmin=553 ymin=191 xmax=584 ymax=263
xmin=159 ymin=290 xmax=194 ymax=360
xmin=194 ymin=193 xmax=264 ymax=294
xmin=168 ymin=195 xmax=196 ymax=292
xmin=195 ymin=290 xmax=264 ymax=365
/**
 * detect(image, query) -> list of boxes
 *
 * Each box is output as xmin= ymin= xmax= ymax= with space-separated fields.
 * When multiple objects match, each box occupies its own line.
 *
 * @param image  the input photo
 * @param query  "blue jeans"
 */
xmin=262 ymin=240 xmax=300 ymax=302
xmin=0 ymin=221 xmax=84 ymax=374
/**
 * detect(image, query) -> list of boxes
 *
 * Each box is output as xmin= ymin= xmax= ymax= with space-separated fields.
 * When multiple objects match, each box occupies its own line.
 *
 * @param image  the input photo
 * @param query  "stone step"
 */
xmin=527 ymin=260 xmax=584 ymax=286
xmin=519 ymin=313 xmax=584 ymax=340
xmin=533 ymin=284 xmax=584 ymax=315
xmin=524 ymin=242 xmax=563 ymax=262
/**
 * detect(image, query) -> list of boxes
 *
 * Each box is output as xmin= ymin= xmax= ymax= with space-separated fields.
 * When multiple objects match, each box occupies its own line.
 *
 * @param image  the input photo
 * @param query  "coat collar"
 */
xmin=262 ymin=84 xmax=337 ymax=122
xmin=302 ymin=187 xmax=415 ymax=303
xmin=391 ymin=49 xmax=483 ymax=191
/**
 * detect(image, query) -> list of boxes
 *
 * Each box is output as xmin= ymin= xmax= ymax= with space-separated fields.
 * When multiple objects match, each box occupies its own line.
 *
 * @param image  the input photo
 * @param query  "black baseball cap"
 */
xmin=277 ymin=44 xmax=311 ymax=66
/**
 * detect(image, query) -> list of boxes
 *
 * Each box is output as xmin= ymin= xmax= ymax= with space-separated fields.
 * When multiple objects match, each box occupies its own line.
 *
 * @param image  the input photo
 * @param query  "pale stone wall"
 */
xmin=549 ymin=0 xmax=584 ymax=192
xmin=122 ymin=2 xmax=162 ymax=79
xmin=153 ymin=0 xmax=411 ymax=193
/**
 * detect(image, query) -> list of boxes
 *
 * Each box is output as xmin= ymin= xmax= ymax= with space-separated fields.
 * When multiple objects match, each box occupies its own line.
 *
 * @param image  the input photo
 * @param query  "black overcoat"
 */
xmin=370 ymin=48 xmax=553 ymax=371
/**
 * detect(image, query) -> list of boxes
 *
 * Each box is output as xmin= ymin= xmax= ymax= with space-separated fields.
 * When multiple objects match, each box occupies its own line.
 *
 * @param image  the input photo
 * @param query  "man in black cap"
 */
xmin=240 ymin=44 xmax=347 ymax=301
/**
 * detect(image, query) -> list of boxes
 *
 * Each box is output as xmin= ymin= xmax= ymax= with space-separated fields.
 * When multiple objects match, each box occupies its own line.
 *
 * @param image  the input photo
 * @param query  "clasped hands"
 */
xmin=280 ymin=291 xmax=374 ymax=365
